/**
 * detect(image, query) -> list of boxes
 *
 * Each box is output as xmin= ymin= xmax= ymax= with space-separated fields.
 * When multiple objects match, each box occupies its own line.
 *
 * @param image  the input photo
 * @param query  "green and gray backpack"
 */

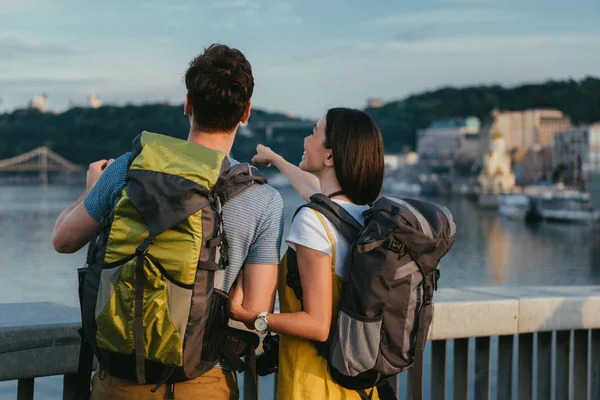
xmin=76 ymin=132 xmax=265 ymax=398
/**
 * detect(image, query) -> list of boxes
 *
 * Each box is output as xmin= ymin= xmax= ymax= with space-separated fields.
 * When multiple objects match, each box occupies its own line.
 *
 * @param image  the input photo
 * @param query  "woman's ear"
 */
xmin=325 ymin=152 xmax=334 ymax=167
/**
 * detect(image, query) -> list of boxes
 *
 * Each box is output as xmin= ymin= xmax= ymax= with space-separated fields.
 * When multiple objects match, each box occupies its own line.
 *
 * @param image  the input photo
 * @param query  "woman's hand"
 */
xmin=251 ymin=144 xmax=280 ymax=167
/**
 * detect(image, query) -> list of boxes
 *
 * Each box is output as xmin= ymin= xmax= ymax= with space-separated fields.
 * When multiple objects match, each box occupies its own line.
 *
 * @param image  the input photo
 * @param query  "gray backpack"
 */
xmin=287 ymin=194 xmax=456 ymax=399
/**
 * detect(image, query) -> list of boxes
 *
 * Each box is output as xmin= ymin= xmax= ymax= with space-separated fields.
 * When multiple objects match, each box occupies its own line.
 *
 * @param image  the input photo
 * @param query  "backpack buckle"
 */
xmin=388 ymin=239 xmax=403 ymax=253
xmin=136 ymin=236 xmax=155 ymax=255
xmin=422 ymin=285 xmax=432 ymax=306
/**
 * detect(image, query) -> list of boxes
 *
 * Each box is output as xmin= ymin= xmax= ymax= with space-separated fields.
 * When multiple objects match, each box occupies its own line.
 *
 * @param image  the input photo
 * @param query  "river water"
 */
xmin=0 ymin=184 xmax=598 ymax=399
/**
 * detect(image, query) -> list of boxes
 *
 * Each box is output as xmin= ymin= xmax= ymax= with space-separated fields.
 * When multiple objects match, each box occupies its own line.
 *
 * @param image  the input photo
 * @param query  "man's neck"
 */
xmin=187 ymin=128 xmax=236 ymax=155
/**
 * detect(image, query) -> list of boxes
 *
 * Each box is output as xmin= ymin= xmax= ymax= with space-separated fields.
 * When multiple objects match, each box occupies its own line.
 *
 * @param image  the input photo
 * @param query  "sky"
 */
xmin=0 ymin=0 xmax=599 ymax=118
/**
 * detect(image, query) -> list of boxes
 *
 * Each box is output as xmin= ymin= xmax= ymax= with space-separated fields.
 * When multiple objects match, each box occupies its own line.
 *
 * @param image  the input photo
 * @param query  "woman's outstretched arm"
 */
xmin=228 ymin=244 xmax=333 ymax=342
xmin=252 ymin=144 xmax=320 ymax=202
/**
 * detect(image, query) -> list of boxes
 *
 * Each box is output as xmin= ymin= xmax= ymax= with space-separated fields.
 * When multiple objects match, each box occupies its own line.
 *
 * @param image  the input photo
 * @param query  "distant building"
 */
xmin=482 ymin=109 xmax=571 ymax=153
xmin=88 ymin=93 xmax=102 ymax=109
xmin=513 ymin=144 xmax=553 ymax=185
xmin=417 ymin=117 xmax=481 ymax=170
xmin=30 ymin=94 xmax=48 ymax=113
xmin=366 ymin=98 xmax=385 ymax=108
xmin=478 ymin=129 xmax=515 ymax=195
xmin=384 ymin=152 xmax=419 ymax=171
xmin=552 ymin=124 xmax=600 ymax=187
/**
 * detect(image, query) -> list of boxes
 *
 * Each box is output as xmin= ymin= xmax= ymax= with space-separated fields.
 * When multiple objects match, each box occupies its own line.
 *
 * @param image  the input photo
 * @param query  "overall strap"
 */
xmin=311 ymin=210 xmax=337 ymax=267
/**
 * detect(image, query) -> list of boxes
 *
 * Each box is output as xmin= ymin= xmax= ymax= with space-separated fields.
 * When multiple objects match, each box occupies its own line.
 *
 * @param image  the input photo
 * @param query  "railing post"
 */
xmin=497 ymin=335 xmax=514 ymax=400
xmin=406 ymin=363 xmax=414 ymax=399
xmin=454 ymin=338 xmax=469 ymax=400
xmin=475 ymin=337 xmax=491 ymax=400
xmin=431 ymin=340 xmax=446 ymax=400
xmin=573 ymin=329 xmax=589 ymax=400
xmin=592 ymin=330 xmax=600 ymax=400
xmin=63 ymin=373 xmax=77 ymax=400
xmin=243 ymin=355 xmax=259 ymax=400
xmin=17 ymin=378 xmax=34 ymax=400
xmin=537 ymin=331 xmax=552 ymax=400
xmin=555 ymin=330 xmax=571 ymax=400
xmin=518 ymin=333 xmax=533 ymax=400
xmin=384 ymin=374 xmax=399 ymax=399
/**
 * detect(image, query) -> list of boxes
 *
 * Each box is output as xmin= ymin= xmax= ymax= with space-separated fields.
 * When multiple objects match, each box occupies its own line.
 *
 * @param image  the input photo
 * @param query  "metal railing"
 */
xmin=2 ymin=286 xmax=600 ymax=399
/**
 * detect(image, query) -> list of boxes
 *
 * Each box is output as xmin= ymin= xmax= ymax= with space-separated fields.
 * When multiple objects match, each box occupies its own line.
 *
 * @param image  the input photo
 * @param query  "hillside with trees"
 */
xmin=1 ymin=77 xmax=599 ymax=167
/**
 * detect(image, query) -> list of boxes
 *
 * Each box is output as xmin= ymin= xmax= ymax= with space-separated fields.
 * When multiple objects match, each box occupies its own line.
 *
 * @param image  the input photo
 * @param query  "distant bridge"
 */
xmin=0 ymin=146 xmax=82 ymax=184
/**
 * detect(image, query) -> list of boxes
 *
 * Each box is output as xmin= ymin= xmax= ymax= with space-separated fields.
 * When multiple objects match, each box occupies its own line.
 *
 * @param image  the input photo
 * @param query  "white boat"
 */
xmin=266 ymin=173 xmax=290 ymax=188
xmin=499 ymin=194 xmax=531 ymax=220
xmin=478 ymin=193 xmax=499 ymax=208
xmin=383 ymin=178 xmax=422 ymax=195
xmin=532 ymin=192 xmax=600 ymax=224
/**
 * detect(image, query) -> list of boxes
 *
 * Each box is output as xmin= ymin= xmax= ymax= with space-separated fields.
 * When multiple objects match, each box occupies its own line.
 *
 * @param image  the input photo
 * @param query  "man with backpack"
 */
xmin=52 ymin=44 xmax=284 ymax=399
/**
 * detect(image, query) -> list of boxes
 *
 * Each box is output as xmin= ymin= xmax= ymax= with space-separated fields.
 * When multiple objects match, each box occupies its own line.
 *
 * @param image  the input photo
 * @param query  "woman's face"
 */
xmin=299 ymin=115 xmax=331 ymax=173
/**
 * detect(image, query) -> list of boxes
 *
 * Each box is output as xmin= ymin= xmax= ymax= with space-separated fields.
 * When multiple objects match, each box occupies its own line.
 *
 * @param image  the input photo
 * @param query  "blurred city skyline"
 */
xmin=0 ymin=0 xmax=599 ymax=117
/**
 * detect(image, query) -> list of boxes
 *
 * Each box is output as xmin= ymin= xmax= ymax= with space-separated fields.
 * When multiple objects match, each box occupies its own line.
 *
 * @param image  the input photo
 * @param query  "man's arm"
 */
xmin=240 ymin=262 xmax=278 ymax=324
xmin=52 ymin=159 xmax=113 ymax=253
xmin=52 ymin=197 xmax=100 ymax=254
xmin=230 ymin=245 xmax=332 ymax=341
xmin=230 ymin=190 xmax=284 ymax=328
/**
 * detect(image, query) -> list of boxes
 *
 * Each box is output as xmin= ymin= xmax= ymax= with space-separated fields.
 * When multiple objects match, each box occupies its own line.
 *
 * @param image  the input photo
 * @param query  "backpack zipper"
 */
xmin=408 ymin=283 xmax=422 ymax=360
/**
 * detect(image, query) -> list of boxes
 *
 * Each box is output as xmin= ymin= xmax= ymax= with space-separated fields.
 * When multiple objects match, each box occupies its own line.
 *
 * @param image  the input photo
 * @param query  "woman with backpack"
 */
xmin=228 ymin=108 xmax=385 ymax=399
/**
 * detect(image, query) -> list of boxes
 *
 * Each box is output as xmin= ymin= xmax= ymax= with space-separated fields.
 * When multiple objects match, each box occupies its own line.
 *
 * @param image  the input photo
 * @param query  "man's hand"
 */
xmin=86 ymin=159 xmax=114 ymax=191
xmin=52 ymin=158 xmax=114 ymax=253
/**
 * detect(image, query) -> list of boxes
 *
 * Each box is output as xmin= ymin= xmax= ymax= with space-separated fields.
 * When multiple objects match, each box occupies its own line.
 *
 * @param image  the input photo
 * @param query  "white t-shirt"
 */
xmin=285 ymin=199 xmax=369 ymax=281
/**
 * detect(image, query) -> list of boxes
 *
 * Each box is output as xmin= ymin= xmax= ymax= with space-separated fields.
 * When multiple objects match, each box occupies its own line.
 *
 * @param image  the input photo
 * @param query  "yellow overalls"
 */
xmin=276 ymin=210 xmax=379 ymax=400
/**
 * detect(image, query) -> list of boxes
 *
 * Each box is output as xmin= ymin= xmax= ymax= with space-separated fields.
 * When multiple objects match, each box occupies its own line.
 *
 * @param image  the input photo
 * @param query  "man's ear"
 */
xmin=240 ymin=101 xmax=252 ymax=124
xmin=184 ymin=94 xmax=193 ymax=116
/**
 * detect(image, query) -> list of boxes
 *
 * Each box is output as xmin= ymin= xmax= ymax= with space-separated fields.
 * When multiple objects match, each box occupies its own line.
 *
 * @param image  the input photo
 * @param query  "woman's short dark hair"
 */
xmin=325 ymin=108 xmax=384 ymax=205
xmin=184 ymin=44 xmax=254 ymax=132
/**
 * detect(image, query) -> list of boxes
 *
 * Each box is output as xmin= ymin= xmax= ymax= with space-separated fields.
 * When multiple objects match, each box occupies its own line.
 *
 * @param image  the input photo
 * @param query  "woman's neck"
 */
xmin=318 ymin=169 xmax=352 ymax=203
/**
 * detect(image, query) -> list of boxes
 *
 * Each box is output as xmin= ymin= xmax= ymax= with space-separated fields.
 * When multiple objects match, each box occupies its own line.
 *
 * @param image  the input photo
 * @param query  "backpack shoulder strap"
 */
xmin=294 ymin=194 xmax=362 ymax=243
xmin=126 ymin=132 xmax=143 ymax=173
xmin=412 ymin=302 xmax=432 ymax=400
xmin=213 ymin=162 xmax=267 ymax=203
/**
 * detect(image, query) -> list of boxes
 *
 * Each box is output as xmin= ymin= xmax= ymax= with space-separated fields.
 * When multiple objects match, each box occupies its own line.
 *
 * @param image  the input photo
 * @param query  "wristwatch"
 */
xmin=254 ymin=312 xmax=269 ymax=333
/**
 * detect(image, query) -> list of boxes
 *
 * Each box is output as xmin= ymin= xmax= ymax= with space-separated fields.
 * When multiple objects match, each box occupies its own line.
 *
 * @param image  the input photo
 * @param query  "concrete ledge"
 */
xmin=0 ymin=302 xmax=81 ymax=381
xmin=430 ymin=286 xmax=600 ymax=340
xmin=428 ymin=288 xmax=519 ymax=340
xmin=2 ymin=287 xmax=600 ymax=382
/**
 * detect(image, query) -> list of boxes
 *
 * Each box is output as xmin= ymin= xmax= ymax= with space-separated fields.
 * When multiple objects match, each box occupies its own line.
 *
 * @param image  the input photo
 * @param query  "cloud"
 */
xmin=367 ymin=8 xmax=518 ymax=26
xmin=0 ymin=0 xmax=41 ymax=14
xmin=210 ymin=0 xmax=251 ymax=9
xmin=281 ymin=34 xmax=600 ymax=67
xmin=436 ymin=0 xmax=495 ymax=4
xmin=211 ymin=21 xmax=236 ymax=30
xmin=379 ymin=34 xmax=600 ymax=53
xmin=0 ymin=38 xmax=80 ymax=60
xmin=274 ymin=2 xmax=293 ymax=11
xmin=209 ymin=0 xmax=303 ymax=27
xmin=0 ymin=77 xmax=106 ymax=89
xmin=141 ymin=1 xmax=193 ymax=13
xmin=273 ymin=15 xmax=303 ymax=25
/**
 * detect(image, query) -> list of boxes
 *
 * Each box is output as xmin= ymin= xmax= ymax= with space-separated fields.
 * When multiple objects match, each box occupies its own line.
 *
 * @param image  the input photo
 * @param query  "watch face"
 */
xmin=254 ymin=317 xmax=268 ymax=332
